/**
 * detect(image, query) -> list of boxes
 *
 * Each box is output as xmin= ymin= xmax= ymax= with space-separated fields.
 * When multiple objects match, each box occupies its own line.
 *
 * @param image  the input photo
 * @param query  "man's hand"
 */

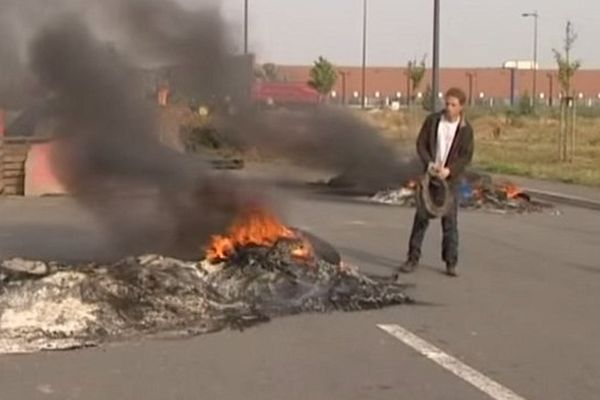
xmin=428 ymin=163 xmax=450 ymax=179
xmin=439 ymin=167 xmax=451 ymax=179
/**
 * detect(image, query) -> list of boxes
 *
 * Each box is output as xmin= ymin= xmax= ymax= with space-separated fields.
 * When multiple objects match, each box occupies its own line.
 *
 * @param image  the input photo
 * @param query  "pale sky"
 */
xmin=182 ymin=0 xmax=599 ymax=68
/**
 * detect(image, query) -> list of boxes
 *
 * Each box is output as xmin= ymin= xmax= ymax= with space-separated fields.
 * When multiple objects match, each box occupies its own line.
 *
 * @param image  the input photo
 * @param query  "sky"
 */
xmin=181 ymin=0 xmax=600 ymax=68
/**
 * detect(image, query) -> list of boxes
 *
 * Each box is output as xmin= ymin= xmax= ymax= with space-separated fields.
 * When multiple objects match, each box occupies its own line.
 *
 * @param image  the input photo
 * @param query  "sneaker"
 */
xmin=445 ymin=263 xmax=458 ymax=277
xmin=399 ymin=259 xmax=419 ymax=274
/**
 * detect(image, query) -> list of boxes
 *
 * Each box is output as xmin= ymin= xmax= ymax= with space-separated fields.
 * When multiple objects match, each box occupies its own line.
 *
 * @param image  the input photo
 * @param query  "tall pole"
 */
xmin=522 ymin=11 xmax=539 ymax=109
xmin=338 ymin=71 xmax=348 ymax=105
xmin=405 ymin=70 xmax=411 ymax=106
xmin=533 ymin=12 xmax=538 ymax=108
xmin=466 ymin=72 xmax=475 ymax=106
xmin=509 ymin=68 xmax=517 ymax=107
xmin=361 ymin=0 xmax=368 ymax=109
xmin=244 ymin=0 xmax=249 ymax=54
xmin=432 ymin=0 xmax=441 ymax=112
xmin=547 ymin=73 xmax=554 ymax=107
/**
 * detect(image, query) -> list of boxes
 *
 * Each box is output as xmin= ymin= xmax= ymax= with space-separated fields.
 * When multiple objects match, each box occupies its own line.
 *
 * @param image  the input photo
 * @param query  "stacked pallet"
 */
xmin=0 ymin=138 xmax=33 ymax=196
xmin=0 ymin=140 xmax=3 ymax=194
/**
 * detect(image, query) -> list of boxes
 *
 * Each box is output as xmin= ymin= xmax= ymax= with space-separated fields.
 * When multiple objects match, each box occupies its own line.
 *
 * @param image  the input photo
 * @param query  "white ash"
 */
xmin=371 ymin=187 xmax=557 ymax=215
xmin=371 ymin=188 xmax=416 ymax=206
xmin=0 ymin=245 xmax=409 ymax=355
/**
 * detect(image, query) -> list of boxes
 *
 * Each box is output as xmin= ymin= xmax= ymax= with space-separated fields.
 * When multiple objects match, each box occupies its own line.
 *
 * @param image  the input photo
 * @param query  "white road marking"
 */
xmin=346 ymin=220 xmax=367 ymax=225
xmin=377 ymin=324 xmax=528 ymax=400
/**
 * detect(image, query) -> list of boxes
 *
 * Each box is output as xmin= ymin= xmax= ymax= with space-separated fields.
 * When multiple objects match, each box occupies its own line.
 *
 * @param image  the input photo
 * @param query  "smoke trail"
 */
xmin=0 ymin=0 xmax=87 ymax=108
xmin=219 ymin=107 xmax=419 ymax=190
xmin=2 ymin=0 xmax=415 ymax=259
xmin=28 ymin=11 xmax=255 ymax=258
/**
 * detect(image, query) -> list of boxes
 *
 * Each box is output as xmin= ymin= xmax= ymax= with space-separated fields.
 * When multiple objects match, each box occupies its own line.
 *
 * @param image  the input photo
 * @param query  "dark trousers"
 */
xmin=407 ymin=192 xmax=459 ymax=266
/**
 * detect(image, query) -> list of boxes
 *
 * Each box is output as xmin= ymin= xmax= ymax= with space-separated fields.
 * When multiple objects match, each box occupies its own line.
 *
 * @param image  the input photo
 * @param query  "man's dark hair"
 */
xmin=445 ymin=87 xmax=467 ymax=106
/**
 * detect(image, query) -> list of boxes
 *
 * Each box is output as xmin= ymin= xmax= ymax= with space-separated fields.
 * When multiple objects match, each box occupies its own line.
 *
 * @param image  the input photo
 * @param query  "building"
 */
xmin=277 ymin=65 xmax=600 ymax=107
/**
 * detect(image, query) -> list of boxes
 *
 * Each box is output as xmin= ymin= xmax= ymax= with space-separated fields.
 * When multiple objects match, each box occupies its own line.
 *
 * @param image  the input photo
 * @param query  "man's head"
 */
xmin=444 ymin=87 xmax=467 ymax=120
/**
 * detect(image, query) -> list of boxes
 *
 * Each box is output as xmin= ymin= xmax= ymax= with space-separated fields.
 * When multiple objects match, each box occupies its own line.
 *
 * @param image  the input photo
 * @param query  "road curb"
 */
xmin=524 ymin=188 xmax=600 ymax=211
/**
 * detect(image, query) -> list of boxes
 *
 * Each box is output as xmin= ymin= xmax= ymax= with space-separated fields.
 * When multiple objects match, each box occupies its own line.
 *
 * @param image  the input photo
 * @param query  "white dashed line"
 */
xmin=378 ymin=324 xmax=528 ymax=400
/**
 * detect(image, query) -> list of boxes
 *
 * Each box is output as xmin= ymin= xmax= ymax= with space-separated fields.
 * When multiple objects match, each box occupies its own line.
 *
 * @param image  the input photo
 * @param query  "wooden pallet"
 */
xmin=0 ymin=136 xmax=244 ymax=196
xmin=0 ymin=137 xmax=51 ymax=196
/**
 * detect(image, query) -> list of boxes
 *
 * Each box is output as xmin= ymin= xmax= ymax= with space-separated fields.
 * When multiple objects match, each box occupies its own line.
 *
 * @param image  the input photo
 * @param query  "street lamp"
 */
xmin=432 ymin=0 xmax=441 ymax=112
xmin=547 ymin=73 xmax=554 ymax=107
xmin=522 ymin=11 xmax=539 ymax=108
xmin=338 ymin=71 xmax=349 ymax=105
xmin=361 ymin=0 xmax=368 ymax=109
xmin=244 ymin=0 xmax=249 ymax=54
xmin=466 ymin=72 xmax=476 ymax=106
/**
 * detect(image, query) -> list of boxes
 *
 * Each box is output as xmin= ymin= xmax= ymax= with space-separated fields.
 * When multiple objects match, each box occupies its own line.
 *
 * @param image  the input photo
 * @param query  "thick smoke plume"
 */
xmin=1 ymin=0 xmax=414 ymax=258
xmin=219 ymin=107 xmax=418 ymax=190
xmin=27 ymin=3 xmax=253 ymax=258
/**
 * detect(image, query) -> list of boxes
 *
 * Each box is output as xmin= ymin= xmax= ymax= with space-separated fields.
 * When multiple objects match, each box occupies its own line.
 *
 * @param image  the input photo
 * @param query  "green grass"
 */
xmin=363 ymin=109 xmax=600 ymax=187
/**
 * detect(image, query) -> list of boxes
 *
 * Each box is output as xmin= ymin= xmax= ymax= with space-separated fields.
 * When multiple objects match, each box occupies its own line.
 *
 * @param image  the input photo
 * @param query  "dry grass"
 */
xmin=358 ymin=109 xmax=426 ymax=144
xmin=363 ymin=109 xmax=600 ymax=187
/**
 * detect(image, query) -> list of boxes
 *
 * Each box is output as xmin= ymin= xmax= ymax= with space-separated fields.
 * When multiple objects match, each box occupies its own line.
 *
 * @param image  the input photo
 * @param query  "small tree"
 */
xmin=518 ymin=92 xmax=533 ymax=116
xmin=406 ymin=55 xmax=427 ymax=105
xmin=553 ymin=21 xmax=581 ymax=98
xmin=553 ymin=21 xmax=581 ymax=162
xmin=308 ymin=56 xmax=337 ymax=96
xmin=255 ymin=63 xmax=282 ymax=82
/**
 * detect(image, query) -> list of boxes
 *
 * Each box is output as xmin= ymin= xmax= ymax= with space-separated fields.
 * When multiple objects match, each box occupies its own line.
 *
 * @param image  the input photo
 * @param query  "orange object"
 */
xmin=24 ymin=142 xmax=67 ymax=196
xmin=157 ymin=86 xmax=170 ymax=107
xmin=0 ymin=109 xmax=5 ymax=137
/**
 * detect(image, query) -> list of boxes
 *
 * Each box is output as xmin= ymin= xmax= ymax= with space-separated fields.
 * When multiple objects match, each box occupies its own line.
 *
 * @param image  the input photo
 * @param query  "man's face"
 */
xmin=445 ymin=96 xmax=464 ymax=119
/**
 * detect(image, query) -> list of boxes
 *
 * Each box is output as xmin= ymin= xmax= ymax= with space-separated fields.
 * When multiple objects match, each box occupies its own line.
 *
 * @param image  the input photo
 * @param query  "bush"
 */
xmin=517 ymin=92 xmax=534 ymax=116
xmin=422 ymin=85 xmax=433 ymax=112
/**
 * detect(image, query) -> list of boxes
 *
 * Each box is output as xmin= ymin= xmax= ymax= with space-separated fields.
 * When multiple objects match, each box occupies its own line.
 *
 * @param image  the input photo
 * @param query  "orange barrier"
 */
xmin=0 ymin=109 xmax=4 ymax=137
xmin=24 ymin=142 xmax=67 ymax=196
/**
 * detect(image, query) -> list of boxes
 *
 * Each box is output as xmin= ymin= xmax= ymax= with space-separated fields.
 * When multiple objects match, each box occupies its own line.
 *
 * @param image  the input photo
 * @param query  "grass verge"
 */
xmin=364 ymin=109 xmax=600 ymax=187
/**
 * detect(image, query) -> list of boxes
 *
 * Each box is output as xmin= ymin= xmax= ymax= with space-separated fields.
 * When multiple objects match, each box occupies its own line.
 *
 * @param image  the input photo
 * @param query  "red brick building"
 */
xmin=278 ymin=65 xmax=600 ymax=106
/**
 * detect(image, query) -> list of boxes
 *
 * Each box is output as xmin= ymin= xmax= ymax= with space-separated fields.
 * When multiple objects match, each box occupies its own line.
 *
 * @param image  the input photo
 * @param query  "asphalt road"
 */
xmin=0 ymin=179 xmax=599 ymax=400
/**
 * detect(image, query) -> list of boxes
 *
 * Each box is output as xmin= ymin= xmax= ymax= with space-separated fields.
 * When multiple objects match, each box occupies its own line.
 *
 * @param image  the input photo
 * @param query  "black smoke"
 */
xmin=218 ymin=106 xmax=418 ymax=191
xmin=28 ymin=8 xmax=254 ymax=258
xmin=2 ymin=0 xmax=414 ymax=258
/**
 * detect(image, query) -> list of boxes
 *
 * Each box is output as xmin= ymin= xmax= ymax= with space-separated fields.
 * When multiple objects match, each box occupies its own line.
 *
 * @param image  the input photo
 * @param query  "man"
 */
xmin=397 ymin=87 xmax=474 ymax=277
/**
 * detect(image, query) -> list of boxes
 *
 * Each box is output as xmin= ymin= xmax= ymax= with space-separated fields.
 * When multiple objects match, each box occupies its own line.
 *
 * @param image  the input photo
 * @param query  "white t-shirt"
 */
xmin=435 ymin=115 xmax=460 ymax=166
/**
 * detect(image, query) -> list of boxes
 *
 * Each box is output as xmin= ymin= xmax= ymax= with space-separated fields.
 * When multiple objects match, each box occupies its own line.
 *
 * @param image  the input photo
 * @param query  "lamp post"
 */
xmin=361 ymin=0 xmax=368 ymax=109
xmin=338 ymin=71 xmax=349 ymax=105
xmin=431 ymin=0 xmax=441 ymax=112
xmin=244 ymin=0 xmax=249 ymax=54
xmin=547 ymin=73 xmax=554 ymax=107
xmin=466 ymin=72 xmax=476 ymax=106
xmin=522 ymin=11 xmax=539 ymax=108
xmin=405 ymin=69 xmax=411 ymax=106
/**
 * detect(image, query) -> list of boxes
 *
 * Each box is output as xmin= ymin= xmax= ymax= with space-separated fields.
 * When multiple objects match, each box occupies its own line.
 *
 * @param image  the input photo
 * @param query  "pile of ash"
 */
xmin=372 ymin=172 xmax=557 ymax=215
xmin=0 ymin=238 xmax=409 ymax=355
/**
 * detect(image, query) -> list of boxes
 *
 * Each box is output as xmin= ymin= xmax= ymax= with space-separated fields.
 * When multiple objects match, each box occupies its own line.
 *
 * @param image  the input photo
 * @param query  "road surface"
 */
xmin=0 ymin=179 xmax=599 ymax=400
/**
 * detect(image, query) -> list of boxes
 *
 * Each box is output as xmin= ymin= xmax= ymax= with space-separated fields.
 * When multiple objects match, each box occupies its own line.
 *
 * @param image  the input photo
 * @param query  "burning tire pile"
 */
xmin=372 ymin=171 xmax=557 ymax=214
xmin=0 ymin=209 xmax=409 ymax=355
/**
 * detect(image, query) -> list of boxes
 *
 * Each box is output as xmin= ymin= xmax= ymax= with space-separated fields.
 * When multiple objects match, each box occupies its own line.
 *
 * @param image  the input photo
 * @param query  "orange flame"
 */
xmin=504 ymin=184 xmax=523 ymax=199
xmin=495 ymin=181 xmax=523 ymax=199
xmin=405 ymin=179 xmax=418 ymax=189
xmin=205 ymin=207 xmax=313 ymax=263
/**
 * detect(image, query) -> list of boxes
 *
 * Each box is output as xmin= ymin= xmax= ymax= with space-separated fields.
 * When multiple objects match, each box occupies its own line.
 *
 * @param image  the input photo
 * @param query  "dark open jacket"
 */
xmin=416 ymin=111 xmax=475 ymax=187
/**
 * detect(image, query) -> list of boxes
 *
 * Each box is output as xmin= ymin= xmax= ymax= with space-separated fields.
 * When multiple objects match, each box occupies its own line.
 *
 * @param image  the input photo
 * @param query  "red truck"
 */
xmin=251 ymin=82 xmax=321 ymax=108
